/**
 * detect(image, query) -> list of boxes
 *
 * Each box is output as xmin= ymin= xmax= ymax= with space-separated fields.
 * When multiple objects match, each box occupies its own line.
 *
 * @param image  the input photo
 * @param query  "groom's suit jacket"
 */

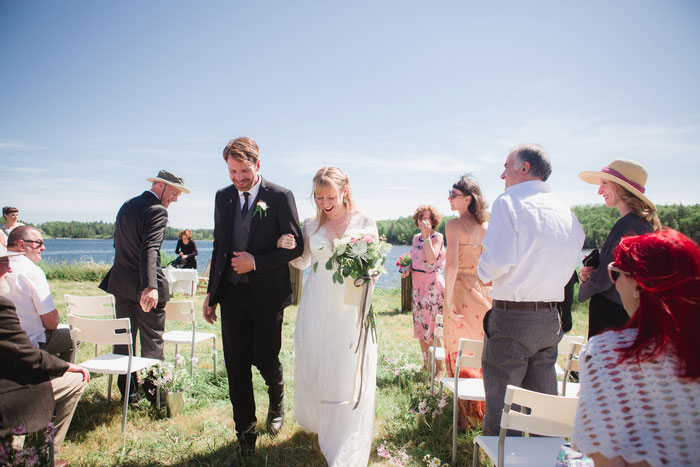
xmin=208 ymin=177 xmax=304 ymax=311
xmin=99 ymin=191 xmax=170 ymax=305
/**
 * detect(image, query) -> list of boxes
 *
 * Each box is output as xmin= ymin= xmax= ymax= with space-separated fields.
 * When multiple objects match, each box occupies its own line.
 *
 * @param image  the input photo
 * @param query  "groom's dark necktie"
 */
xmin=241 ymin=192 xmax=250 ymax=217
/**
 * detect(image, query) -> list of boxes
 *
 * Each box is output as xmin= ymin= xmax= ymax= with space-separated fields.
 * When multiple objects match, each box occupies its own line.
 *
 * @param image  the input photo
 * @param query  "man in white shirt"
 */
xmin=477 ymin=143 xmax=585 ymax=435
xmin=5 ymin=226 xmax=74 ymax=362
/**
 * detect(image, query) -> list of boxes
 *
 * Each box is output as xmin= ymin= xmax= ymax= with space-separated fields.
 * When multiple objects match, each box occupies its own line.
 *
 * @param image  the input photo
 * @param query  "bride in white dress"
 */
xmin=283 ymin=167 xmax=377 ymax=467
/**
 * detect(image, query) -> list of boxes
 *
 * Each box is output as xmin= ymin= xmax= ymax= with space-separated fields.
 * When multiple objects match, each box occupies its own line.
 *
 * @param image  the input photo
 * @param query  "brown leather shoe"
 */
xmin=55 ymin=460 xmax=69 ymax=467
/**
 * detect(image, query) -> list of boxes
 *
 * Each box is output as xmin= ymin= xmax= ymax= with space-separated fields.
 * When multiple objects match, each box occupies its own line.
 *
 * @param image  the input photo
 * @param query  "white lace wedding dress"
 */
xmin=291 ymin=211 xmax=378 ymax=467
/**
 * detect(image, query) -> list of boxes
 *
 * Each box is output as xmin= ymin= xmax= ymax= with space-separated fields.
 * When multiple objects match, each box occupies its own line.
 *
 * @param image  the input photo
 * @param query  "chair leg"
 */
xmin=212 ymin=337 xmax=217 ymax=374
xmin=108 ymin=375 xmax=113 ymax=401
xmin=174 ymin=344 xmax=179 ymax=362
xmin=452 ymin=391 xmax=458 ymax=465
xmin=189 ymin=340 xmax=195 ymax=376
xmin=473 ymin=441 xmax=480 ymax=467
xmin=122 ymin=374 xmax=131 ymax=434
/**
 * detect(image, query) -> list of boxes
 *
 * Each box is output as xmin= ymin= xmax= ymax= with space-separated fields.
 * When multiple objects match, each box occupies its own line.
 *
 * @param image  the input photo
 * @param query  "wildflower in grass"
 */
xmin=377 ymin=441 xmax=392 ymax=459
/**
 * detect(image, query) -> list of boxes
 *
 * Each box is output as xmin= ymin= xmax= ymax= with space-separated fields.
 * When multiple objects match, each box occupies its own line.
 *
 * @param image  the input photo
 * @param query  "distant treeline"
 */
xmin=572 ymin=204 xmax=700 ymax=248
xmin=11 ymin=203 xmax=700 ymax=246
xmin=34 ymin=221 xmax=214 ymax=241
xmin=378 ymin=204 xmax=700 ymax=247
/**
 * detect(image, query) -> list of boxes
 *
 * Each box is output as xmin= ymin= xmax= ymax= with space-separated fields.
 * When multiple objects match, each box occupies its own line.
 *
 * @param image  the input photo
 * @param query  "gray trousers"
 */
xmin=40 ymin=328 xmax=74 ymax=363
xmin=481 ymin=304 xmax=562 ymax=435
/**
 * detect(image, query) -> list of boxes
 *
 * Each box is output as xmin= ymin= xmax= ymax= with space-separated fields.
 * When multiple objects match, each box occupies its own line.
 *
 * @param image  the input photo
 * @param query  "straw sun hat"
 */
xmin=578 ymin=159 xmax=654 ymax=210
xmin=146 ymin=170 xmax=190 ymax=194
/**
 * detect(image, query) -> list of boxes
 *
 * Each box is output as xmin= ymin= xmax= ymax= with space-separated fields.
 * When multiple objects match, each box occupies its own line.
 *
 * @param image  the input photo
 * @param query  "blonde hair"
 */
xmin=412 ymin=205 xmax=442 ymax=229
xmin=615 ymin=183 xmax=661 ymax=231
xmin=312 ymin=167 xmax=355 ymax=230
xmin=178 ymin=229 xmax=193 ymax=241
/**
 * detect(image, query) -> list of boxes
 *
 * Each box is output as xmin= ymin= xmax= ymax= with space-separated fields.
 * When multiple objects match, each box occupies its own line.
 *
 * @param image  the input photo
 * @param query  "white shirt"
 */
xmin=477 ymin=180 xmax=585 ymax=302
xmin=237 ymin=176 xmax=262 ymax=211
xmin=5 ymin=254 xmax=56 ymax=346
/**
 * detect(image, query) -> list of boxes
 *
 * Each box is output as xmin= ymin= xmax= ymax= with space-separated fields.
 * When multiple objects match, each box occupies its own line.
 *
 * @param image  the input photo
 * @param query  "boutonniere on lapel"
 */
xmin=253 ymin=200 xmax=269 ymax=218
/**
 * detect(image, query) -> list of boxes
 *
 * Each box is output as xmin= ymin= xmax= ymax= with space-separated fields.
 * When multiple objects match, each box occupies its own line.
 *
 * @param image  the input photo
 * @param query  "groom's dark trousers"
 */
xmin=208 ymin=177 xmax=303 ymax=442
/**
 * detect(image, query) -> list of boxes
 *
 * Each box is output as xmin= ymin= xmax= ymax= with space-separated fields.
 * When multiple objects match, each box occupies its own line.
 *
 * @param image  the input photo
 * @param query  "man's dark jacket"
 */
xmin=0 ymin=295 xmax=69 ymax=435
xmin=99 ymin=191 xmax=170 ymax=305
xmin=208 ymin=177 xmax=304 ymax=311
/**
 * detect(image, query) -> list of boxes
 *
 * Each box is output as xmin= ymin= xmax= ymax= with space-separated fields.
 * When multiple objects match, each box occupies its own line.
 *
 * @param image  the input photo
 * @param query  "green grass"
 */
xmin=51 ymin=281 xmax=589 ymax=466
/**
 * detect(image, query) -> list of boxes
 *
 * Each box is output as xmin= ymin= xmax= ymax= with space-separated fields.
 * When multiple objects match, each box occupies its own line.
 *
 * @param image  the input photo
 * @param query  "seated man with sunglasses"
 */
xmin=5 ymin=226 xmax=74 ymax=362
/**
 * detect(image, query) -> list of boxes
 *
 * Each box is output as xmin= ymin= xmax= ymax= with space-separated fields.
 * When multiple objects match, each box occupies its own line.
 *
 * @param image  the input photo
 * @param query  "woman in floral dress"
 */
xmin=403 ymin=205 xmax=445 ymax=370
xmin=444 ymin=175 xmax=492 ymax=429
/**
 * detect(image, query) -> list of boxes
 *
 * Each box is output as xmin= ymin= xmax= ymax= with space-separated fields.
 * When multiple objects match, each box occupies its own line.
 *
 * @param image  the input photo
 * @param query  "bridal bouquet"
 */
xmin=315 ymin=229 xmax=391 ymax=341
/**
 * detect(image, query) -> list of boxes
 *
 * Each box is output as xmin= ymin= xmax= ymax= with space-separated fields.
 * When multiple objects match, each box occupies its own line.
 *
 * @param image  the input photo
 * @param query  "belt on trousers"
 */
xmin=492 ymin=299 xmax=556 ymax=311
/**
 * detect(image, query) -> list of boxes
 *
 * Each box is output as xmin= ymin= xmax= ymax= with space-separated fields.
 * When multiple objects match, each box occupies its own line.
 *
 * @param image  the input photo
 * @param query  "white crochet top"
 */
xmin=573 ymin=328 xmax=700 ymax=466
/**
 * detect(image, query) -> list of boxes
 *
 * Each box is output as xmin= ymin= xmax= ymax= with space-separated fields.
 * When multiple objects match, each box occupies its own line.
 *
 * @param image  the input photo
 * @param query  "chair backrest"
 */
xmin=558 ymin=334 xmax=586 ymax=356
xmin=500 ymin=384 xmax=577 ymax=437
xmin=455 ymin=338 xmax=483 ymax=370
xmin=434 ymin=313 xmax=444 ymax=339
xmin=67 ymin=314 xmax=133 ymax=346
xmin=164 ymin=300 xmax=196 ymax=323
xmin=64 ymin=294 xmax=116 ymax=318
xmin=201 ymin=259 xmax=211 ymax=278
xmin=563 ymin=342 xmax=585 ymax=382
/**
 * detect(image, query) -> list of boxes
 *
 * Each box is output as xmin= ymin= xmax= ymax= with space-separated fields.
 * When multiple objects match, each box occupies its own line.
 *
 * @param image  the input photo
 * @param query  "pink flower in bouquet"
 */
xmin=362 ymin=235 xmax=374 ymax=243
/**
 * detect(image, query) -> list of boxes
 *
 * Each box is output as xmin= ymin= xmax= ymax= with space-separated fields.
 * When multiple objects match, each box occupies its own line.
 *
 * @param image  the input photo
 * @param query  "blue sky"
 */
xmin=1 ymin=1 xmax=699 ymax=229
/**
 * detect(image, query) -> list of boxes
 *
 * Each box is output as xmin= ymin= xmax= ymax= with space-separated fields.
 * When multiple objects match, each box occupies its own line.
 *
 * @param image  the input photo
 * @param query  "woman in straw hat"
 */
xmin=577 ymin=159 xmax=660 ymax=338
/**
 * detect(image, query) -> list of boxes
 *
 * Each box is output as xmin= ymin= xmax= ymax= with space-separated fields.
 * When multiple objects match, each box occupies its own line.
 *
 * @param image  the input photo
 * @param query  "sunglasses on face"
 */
xmin=448 ymin=189 xmax=466 ymax=200
xmin=607 ymin=262 xmax=630 ymax=283
xmin=23 ymin=239 xmax=44 ymax=248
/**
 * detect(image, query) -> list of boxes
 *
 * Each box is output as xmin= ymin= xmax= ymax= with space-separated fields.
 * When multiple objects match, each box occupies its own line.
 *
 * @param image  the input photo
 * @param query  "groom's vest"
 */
xmin=224 ymin=197 xmax=254 ymax=285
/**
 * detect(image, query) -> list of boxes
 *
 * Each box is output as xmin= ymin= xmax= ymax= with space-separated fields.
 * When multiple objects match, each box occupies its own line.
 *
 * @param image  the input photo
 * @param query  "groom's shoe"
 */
xmin=266 ymin=407 xmax=284 ymax=436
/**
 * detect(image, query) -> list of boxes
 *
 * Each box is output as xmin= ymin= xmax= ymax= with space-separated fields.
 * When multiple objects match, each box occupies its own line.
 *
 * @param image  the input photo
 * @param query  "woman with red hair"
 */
xmin=572 ymin=229 xmax=700 ymax=466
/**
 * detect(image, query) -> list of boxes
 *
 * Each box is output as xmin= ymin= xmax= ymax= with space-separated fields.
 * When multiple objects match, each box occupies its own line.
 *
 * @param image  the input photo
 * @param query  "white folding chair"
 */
xmin=64 ymin=294 xmax=116 ymax=361
xmin=67 ymin=314 xmax=160 ymax=433
xmin=162 ymin=300 xmax=217 ymax=375
xmin=473 ymin=384 xmax=578 ymax=467
xmin=439 ymin=337 xmax=486 ymax=465
xmin=428 ymin=313 xmax=445 ymax=393
xmin=560 ymin=342 xmax=584 ymax=397
xmin=196 ymin=259 xmax=211 ymax=295
xmin=555 ymin=334 xmax=586 ymax=378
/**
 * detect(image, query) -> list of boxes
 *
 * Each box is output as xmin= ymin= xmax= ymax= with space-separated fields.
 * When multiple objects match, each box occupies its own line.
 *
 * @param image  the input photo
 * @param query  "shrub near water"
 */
xmin=38 ymin=261 xmax=111 ymax=281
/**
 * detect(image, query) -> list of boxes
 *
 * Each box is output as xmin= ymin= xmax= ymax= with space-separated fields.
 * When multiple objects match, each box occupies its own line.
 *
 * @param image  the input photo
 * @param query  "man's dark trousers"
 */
xmin=219 ymin=283 xmax=284 ymax=439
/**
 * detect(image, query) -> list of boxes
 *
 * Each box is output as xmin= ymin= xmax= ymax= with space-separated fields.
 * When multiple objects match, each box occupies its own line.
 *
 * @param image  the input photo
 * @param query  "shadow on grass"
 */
xmin=377 ymin=307 xmax=410 ymax=317
xmin=376 ymin=405 xmax=480 ymax=467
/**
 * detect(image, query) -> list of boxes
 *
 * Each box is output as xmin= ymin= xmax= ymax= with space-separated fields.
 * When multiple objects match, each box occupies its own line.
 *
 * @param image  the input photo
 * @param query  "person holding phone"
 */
xmin=577 ymin=159 xmax=659 ymax=338
xmin=402 ymin=205 xmax=445 ymax=370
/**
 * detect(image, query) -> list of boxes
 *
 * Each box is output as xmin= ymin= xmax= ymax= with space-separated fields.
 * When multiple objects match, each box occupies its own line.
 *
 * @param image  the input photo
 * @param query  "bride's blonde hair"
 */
xmin=312 ymin=167 xmax=356 ymax=230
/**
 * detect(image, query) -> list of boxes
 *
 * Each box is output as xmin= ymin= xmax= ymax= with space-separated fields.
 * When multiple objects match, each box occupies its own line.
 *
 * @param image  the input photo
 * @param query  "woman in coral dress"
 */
xmin=443 ymin=175 xmax=492 ymax=429
xmin=403 ymin=205 xmax=445 ymax=369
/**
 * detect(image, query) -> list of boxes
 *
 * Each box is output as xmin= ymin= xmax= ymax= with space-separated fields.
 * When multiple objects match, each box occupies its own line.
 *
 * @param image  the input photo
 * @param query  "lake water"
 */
xmin=41 ymin=239 xmax=591 ymax=291
xmin=42 ymin=239 xmax=410 ymax=290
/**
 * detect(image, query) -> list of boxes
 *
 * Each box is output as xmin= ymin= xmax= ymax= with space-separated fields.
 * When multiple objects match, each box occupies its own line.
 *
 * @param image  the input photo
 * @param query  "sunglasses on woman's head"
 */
xmin=607 ymin=262 xmax=630 ymax=283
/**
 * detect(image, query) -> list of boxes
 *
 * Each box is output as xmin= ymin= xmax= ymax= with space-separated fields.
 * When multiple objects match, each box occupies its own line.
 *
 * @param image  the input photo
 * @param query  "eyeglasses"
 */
xmin=607 ymin=262 xmax=630 ymax=283
xmin=448 ymin=189 xmax=466 ymax=200
xmin=23 ymin=239 xmax=44 ymax=248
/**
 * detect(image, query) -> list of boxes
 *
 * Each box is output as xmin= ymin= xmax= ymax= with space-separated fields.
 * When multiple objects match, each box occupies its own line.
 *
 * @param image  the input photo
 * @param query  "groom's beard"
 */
xmin=0 ymin=277 xmax=10 ymax=296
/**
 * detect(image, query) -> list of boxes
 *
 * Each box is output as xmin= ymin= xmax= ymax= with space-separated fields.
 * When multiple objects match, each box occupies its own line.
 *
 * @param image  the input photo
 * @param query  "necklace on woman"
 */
xmin=326 ymin=210 xmax=349 ymax=239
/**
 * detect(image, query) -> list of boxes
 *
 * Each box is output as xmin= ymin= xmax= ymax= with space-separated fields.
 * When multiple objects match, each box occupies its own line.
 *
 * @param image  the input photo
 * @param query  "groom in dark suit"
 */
xmin=203 ymin=137 xmax=303 ymax=455
xmin=99 ymin=170 xmax=189 ymax=401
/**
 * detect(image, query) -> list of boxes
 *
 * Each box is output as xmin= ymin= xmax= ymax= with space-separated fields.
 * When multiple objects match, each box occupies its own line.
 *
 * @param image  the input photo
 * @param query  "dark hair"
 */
xmin=614 ymin=228 xmax=700 ymax=379
xmin=453 ymin=174 xmax=489 ymax=224
xmin=412 ymin=205 xmax=442 ymax=229
xmin=7 ymin=225 xmax=39 ymax=247
xmin=512 ymin=144 xmax=552 ymax=181
xmin=223 ymin=137 xmax=259 ymax=164
xmin=2 ymin=206 xmax=18 ymax=216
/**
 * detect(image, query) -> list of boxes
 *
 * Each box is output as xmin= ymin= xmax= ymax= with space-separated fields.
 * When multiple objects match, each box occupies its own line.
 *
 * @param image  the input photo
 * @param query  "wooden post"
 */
xmin=289 ymin=265 xmax=303 ymax=305
xmin=401 ymin=275 xmax=412 ymax=312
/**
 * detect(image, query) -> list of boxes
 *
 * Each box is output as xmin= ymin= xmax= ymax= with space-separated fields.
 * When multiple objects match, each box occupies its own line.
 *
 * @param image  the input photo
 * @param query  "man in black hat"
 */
xmin=99 ymin=170 xmax=189 ymax=402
